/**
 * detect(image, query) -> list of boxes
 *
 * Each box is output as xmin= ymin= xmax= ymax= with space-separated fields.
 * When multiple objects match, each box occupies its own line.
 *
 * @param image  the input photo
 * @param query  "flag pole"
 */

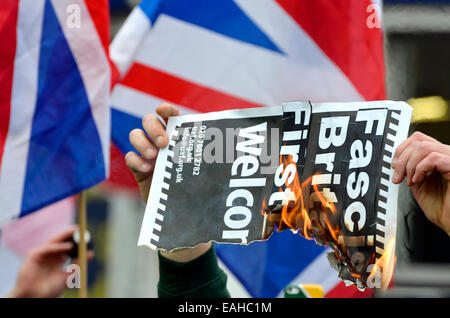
xmin=77 ymin=191 xmax=88 ymax=298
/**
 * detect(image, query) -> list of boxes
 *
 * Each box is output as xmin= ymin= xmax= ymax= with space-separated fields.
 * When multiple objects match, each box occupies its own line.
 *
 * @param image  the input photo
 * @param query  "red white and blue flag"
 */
xmin=109 ymin=0 xmax=385 ymax=297
xmin=0 ymin=0 xmax=111 ymax=226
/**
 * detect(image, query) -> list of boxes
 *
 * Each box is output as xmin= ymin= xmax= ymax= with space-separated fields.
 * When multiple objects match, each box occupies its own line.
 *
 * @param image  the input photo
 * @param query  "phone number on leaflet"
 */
xmin=193 ymin=125 xmax=206 ymax=176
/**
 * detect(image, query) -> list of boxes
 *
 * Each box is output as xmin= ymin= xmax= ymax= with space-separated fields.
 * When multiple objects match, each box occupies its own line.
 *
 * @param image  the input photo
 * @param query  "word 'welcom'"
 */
xmin=222 ymin=122 xmax=267 ymax=244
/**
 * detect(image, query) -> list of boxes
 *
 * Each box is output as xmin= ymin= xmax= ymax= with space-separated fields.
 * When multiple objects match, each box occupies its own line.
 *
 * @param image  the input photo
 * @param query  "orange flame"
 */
xmin=272 ymin=152 xmax=397 ymax=289
xmin=277 ymin=154 xmax=341 ymax=242
xmin=311 ymin=182 xmax=339 ymax=242
xmin=367 ymin=238 xmax=397 ymax=290
xmin=260 ymin=195 xmax=267 ymax=215
xmin=277 ymin=155 xmax=313 ymax=239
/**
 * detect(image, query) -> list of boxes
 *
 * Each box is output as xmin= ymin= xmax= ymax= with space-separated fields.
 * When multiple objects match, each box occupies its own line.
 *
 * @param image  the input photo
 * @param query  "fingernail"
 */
xmin=145 ymin=148 xmax=156 ymax=159
xmin=141 ymin=163 xmax=150 ymax=172
xmin=156 ymin=136 xmax=164 ymax=147
xmin=392 ymin=171 xmax=399 ymax=183
xmin=391 ymin=158 xmax=397 ymax=168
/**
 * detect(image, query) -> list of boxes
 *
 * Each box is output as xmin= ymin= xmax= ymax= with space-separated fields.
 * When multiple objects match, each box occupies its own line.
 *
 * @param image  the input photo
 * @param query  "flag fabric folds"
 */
xmin=109 ymin=0 xmax=385 ymax=297
xmin=0 ymin=0 xmax=111 ymax=226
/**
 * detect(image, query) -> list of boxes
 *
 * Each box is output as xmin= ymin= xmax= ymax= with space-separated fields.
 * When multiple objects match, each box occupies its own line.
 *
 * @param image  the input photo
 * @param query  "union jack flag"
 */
xmin=0 ymin=0 xmax=112 ymax=226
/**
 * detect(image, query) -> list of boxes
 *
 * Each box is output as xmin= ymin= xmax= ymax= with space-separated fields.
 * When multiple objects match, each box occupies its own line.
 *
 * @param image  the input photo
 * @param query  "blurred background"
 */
xmin=1 ymin=0 xmax=449 ymax=298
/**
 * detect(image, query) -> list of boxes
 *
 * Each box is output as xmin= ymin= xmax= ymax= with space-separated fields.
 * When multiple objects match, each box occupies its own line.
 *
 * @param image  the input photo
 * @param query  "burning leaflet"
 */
xmin=266 ymin=101 xmax=411 ymax=289
xmin=138 ymin=101 xmax=412 ymax=289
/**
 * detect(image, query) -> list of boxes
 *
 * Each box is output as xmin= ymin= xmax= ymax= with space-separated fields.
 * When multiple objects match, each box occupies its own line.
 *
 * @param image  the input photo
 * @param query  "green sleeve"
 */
xmin=157 ymin=245 xmax=231 ymax=298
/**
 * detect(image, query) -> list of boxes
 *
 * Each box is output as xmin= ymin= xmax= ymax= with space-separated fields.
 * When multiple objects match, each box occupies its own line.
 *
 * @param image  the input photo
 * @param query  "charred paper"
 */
xmin=268 ymin=101 xmax=411 ymax=289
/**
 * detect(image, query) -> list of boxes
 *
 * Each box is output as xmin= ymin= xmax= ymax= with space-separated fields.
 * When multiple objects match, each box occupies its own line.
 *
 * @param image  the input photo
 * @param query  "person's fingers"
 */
xmin=156 ymin=103 xmax=181 ymax=123
xmin=142 ymin=113 xmax=168 ymax=148
xmin=139 ymin=104 xmax=180 ymax=149
xmin=70 ymin=250 xmax=95 ymax=265
xmin=33 ymin=242 xmax=75 ymax=257
xmin=412 ymin=152 xmax=450 ymax=184
xmin=125 ymin=151 xmax=153 ymax=175
xmin=392 ymin=143 xmax=416 ymax=184
xmin=404 ymin=141 xmax=443 ymax=186
xmin=392 ymin=131 xmax=436 ymax=168
xmin=129 ymin=129 xmax=158 ymax=160
xmin=48 ymin=225 xmax=78 ymax=244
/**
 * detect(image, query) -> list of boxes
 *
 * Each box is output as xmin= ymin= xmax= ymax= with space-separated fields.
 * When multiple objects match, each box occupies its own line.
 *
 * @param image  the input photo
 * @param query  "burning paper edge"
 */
xmin=137 ymin=105 xmax=283 ymax=250
xmin=367 ymin=238 xmax=396 ymax=291
xmin=367 ymin=100 xmax=412 ymax=290
xmin=295 ymin=100 xmax=412 ymax=289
